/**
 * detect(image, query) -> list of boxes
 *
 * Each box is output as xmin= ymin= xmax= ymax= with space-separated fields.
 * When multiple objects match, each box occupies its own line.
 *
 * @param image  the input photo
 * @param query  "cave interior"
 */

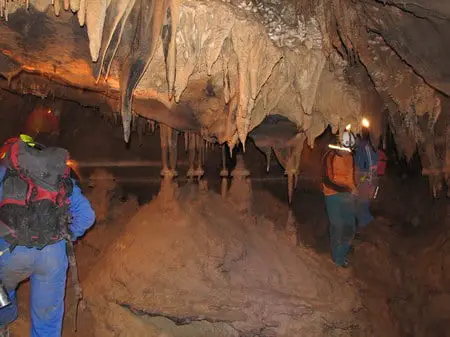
xmin=0 ymin=0 xmax=450 ymax=336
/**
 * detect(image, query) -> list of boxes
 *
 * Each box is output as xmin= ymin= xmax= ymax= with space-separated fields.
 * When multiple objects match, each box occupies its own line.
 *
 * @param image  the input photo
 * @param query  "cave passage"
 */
xmin=1 ymin=0 xmax=450 ymax=335
xmin=0 ymin=91 xmax=448 ymax=337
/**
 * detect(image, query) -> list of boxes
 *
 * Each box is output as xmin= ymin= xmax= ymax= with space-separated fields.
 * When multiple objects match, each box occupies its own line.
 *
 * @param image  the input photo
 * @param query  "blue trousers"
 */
xmin=325 ymin=193 xmax=356 ymax=266
xmin=0 ymin=239 xmax=68 ymax=337
xmin=356 ymin=199 xmax=374 ymax=228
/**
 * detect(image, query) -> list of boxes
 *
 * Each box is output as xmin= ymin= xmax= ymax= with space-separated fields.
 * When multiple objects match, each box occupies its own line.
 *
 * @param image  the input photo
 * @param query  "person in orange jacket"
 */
xmin=322 ymin=127 xmax=357 ymax=267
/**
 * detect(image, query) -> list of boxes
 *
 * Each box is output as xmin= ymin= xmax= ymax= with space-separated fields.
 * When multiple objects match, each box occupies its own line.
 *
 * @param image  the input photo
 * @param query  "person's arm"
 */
xmin=323 ymin=152 xmax=352 ymax=193
xmin=0 ymin=166 xmax=5 ymax=196
xmin=69 ymin=180 xmax=96 ymax=241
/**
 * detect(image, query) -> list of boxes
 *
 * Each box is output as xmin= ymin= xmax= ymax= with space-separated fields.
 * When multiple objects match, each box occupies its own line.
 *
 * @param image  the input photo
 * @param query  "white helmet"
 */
xmin=340 ymin=130 xmax=356 ymax=149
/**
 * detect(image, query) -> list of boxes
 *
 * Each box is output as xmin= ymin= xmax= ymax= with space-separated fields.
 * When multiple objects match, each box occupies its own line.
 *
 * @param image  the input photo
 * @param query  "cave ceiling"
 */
xmin=0 ymin=0 xmax=449 ymax=184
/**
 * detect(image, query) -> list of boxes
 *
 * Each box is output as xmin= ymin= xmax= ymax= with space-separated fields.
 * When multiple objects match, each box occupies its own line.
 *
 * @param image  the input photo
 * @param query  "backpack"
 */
xmin=376 ymin=149 xmax=387 ymax=176
xmin=0 ymin=139 xmax=73 ymax=250
xmin=355 ymin=140 xmax=379 ymax=182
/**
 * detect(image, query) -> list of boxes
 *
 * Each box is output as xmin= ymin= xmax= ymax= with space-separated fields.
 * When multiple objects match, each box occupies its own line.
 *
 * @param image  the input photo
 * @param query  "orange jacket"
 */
xmin=322 ymin=150 xmax=356 ymax=196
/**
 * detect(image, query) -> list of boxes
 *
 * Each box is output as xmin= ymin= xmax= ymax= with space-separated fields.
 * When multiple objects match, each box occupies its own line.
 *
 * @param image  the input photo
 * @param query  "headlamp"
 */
xmin=361 ymin=118 xmax=370 ymax=128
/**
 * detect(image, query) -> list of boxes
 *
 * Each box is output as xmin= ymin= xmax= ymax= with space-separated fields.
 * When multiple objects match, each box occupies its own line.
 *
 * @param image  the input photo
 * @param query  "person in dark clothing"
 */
xmin=0 ymin=135 xmax=95 ymax=337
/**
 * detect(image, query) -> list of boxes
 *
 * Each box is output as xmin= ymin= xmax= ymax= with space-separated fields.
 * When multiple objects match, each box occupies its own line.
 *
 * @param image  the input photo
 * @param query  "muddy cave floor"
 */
xmin=4 ymin=171 xmax=449 ymax=337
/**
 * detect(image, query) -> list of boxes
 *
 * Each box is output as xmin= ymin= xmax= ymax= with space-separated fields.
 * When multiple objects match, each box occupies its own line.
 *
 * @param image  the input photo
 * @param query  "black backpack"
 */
xmin=0 ymin=140 xmax=73 ymax=250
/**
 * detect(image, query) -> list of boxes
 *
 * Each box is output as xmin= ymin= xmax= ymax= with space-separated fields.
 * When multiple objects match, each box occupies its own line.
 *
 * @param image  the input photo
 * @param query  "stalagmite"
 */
xmin=87 ymin=169 xmax=117 ymax=223
xmin=220 ymin=144 xmax=229 ymax=198
xmin=228 ymin=153 xmax=251 ymax=214
xmin=285 ymin=209 xmax=297 ymax=246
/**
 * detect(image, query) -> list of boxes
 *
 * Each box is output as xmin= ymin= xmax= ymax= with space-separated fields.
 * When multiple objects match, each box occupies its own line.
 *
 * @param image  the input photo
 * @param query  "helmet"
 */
xmin=340 ymin=130 xmax=356 ymax=149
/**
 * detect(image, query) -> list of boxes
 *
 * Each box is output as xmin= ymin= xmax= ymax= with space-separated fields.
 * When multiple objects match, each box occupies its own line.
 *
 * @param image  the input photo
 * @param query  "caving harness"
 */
xmin=0 ymin=137 xmax=82 ymax=332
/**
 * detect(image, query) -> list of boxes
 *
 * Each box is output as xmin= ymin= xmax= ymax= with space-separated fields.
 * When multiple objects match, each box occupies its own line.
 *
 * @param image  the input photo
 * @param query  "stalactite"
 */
xmin=265 ymin=147 xmax=272 ymax=173
xmin=64 ymin=0 xmax=70 ymax=11
xmin=150 ymin=120 xmax=155 ymax=133
xmin=131 ymin=111 xmax=137 ymax=132
xmin=54 ymin=0 xmax=61 ymax=16
xmin=286 ymin=158 xmax=295 ymax=205
xmin=70 ymin=0 xmax=80 ymax=12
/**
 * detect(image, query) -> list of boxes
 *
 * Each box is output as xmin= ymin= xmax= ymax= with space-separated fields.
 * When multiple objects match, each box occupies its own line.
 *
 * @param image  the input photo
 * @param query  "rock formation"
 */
xmin=0 ymin=0 xmax=449 ymax=196
xmin=82 ymin=188 xmax=380 ymax=337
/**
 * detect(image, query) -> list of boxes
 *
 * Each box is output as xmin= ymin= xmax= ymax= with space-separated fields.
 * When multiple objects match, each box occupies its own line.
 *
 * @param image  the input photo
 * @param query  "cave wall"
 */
xmin=0 ymin=0 xmax=449 ymax=196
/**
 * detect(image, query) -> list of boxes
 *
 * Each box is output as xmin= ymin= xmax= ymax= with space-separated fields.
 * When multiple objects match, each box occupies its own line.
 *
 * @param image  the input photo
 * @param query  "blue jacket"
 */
xmin=0 ymin=165 xmax=95 ymax=337
xmin=0 ymin=166 xmax=95 ymax=242
xmin=355 ymin=139 xmax=378 ymax=173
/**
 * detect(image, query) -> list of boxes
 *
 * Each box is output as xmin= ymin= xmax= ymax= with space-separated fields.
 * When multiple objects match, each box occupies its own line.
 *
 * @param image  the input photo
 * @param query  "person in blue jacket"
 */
xmin=0 ymin=136 xmax=95 ymax=337
xmin=354 ymin=122 xmax=378 ymax=229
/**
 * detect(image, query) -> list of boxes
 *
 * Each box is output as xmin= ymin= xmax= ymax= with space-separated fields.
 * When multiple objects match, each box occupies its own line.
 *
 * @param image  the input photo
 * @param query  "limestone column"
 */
xmin=168 ymin=128 xmax=179 ymax=177
xmin=186 ymin=133 xmax=196 ymax=182
xmin=159 ymin=124 xmax=170 ymax=177
xmin=194 ymin=135 xmax=205 ymax=181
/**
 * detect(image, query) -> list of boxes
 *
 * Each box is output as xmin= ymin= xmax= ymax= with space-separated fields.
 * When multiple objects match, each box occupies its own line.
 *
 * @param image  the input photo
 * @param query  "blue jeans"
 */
xmin=356 ymin=199 xmax=374 ymax=228
xmin=325 ymin=193 xmax=356 ymax=266
xmin=356 ymin=173 xmax=377 ymax=228
xmin=0 ymin=238 xmax=68 ymax=337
